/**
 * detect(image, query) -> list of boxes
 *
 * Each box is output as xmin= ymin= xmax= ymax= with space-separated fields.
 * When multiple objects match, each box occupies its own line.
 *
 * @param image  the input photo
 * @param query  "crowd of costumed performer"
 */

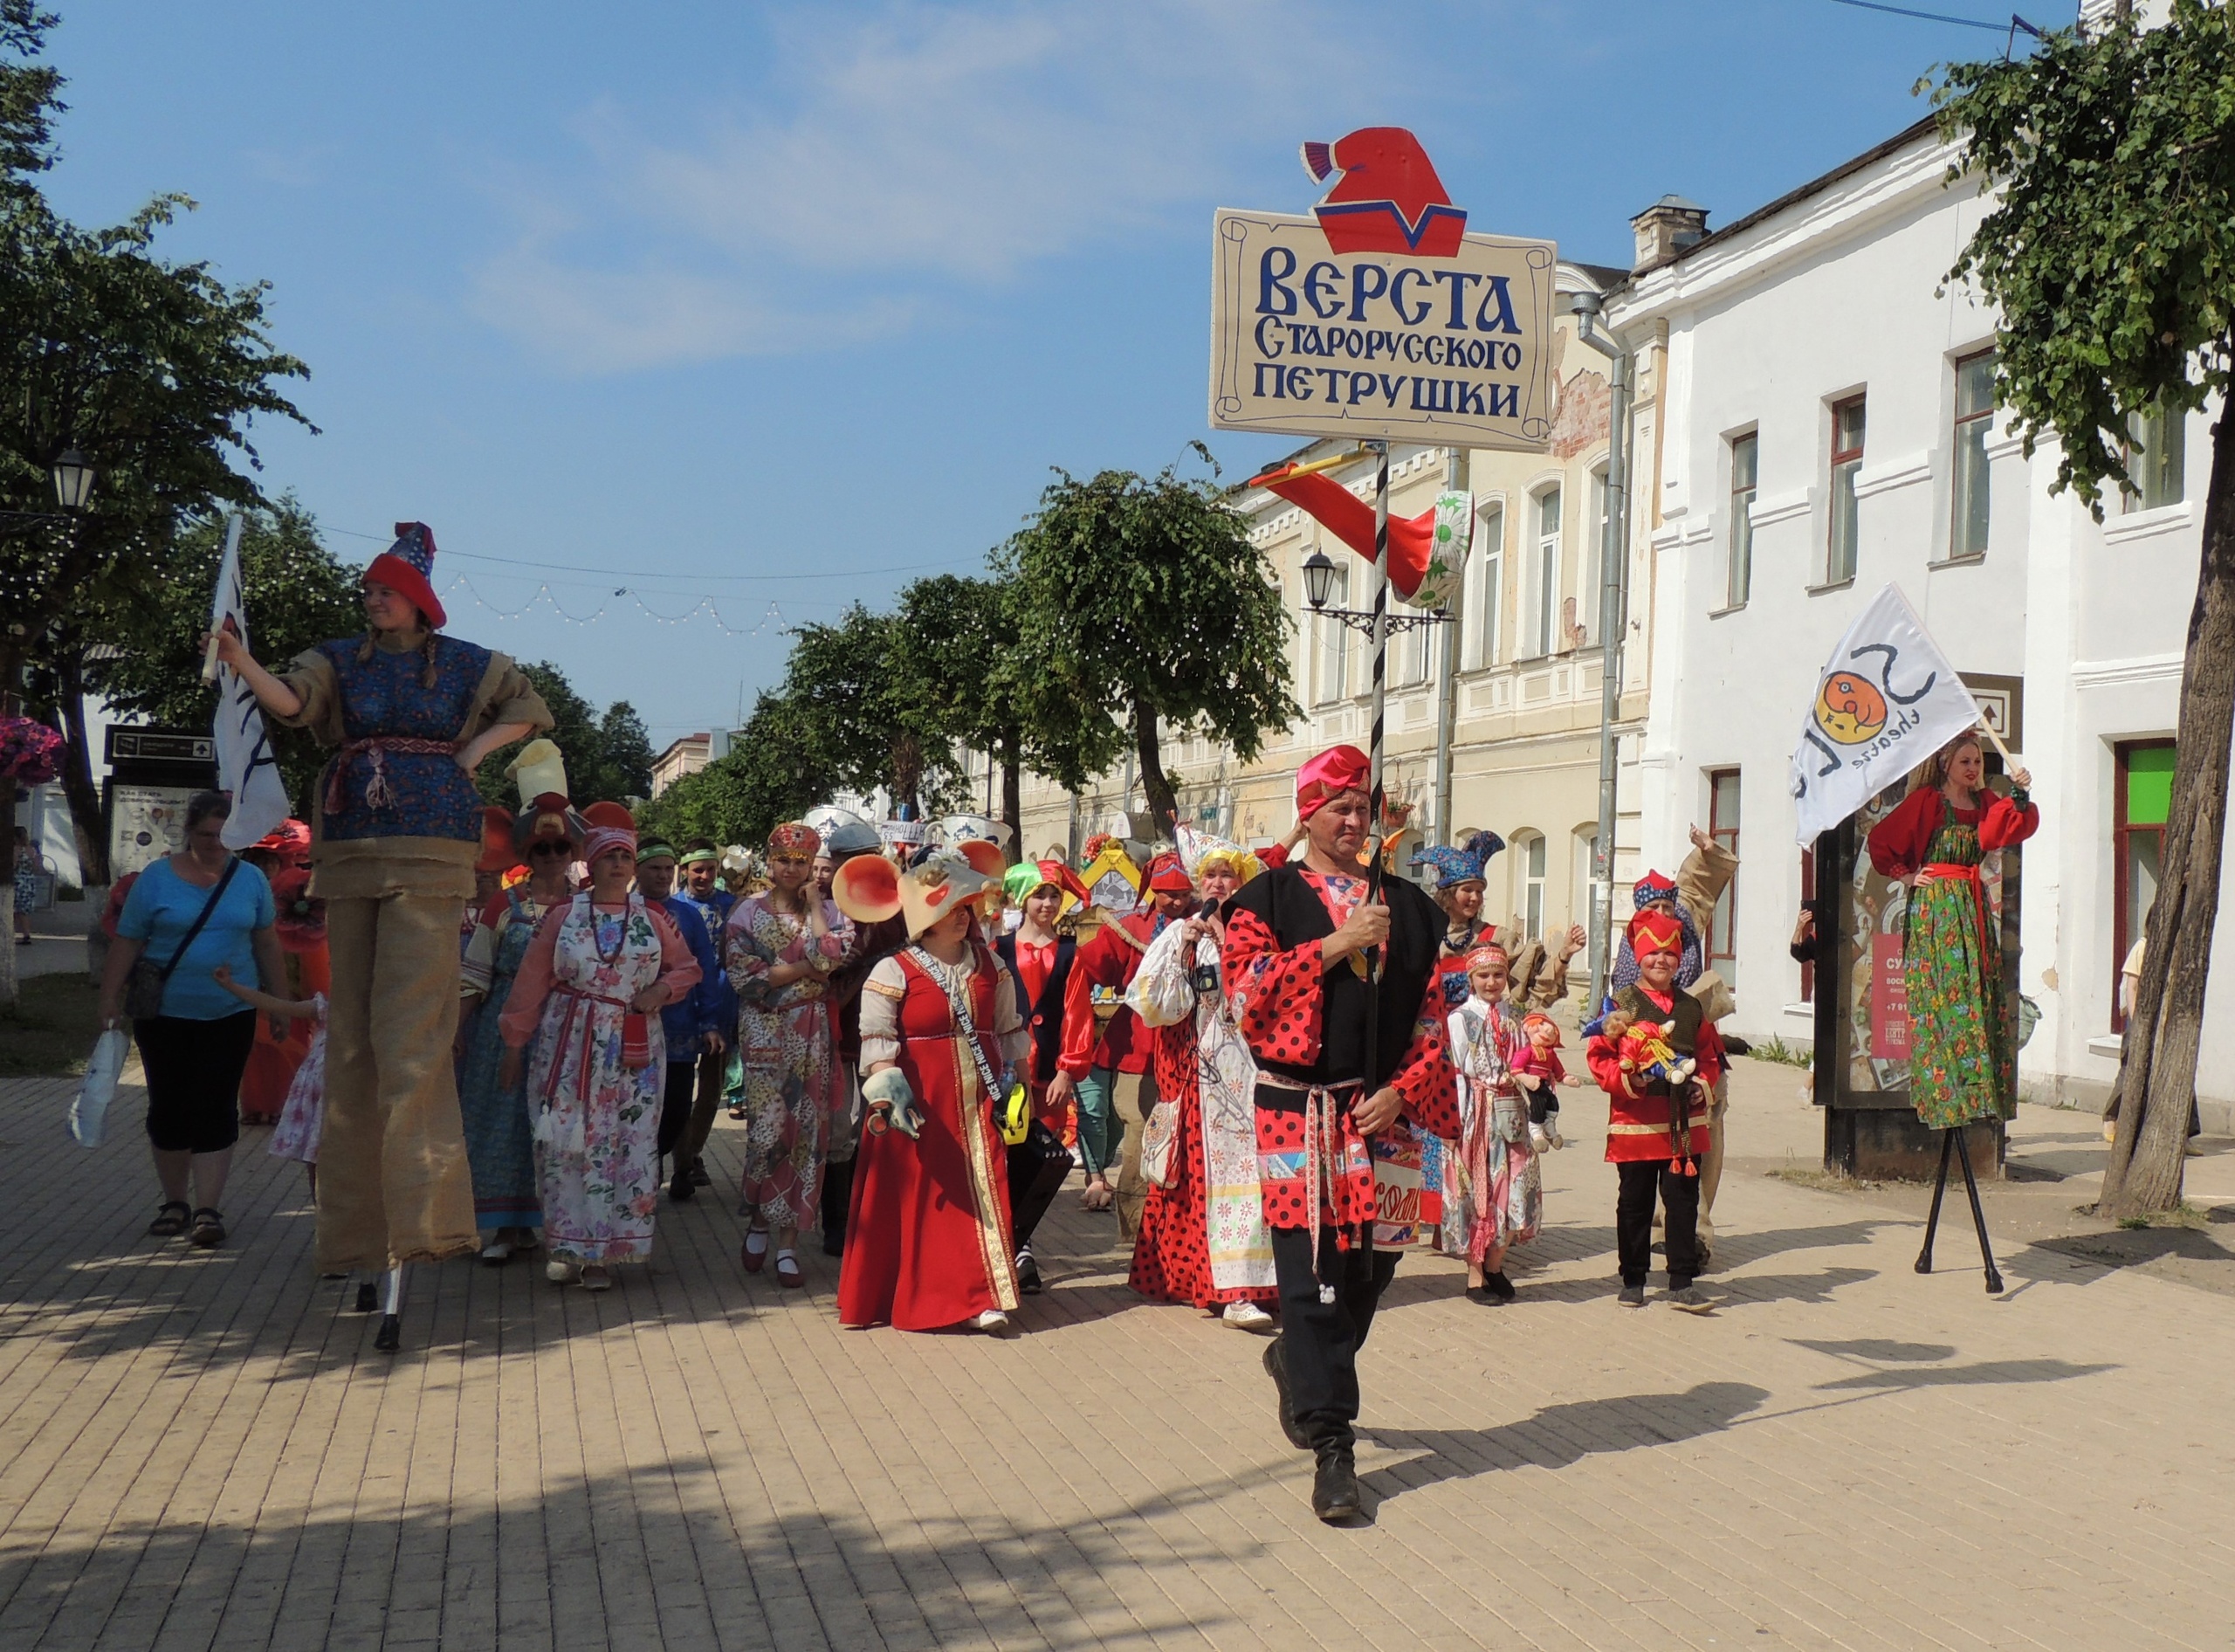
xmin=207 ymin=523 xmax=554 ymax=1276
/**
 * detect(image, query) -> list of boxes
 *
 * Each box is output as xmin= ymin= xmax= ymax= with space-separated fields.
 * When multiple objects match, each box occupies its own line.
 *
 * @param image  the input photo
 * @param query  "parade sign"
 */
xmin=1210 ymin=128 xmax=1557 ymax=451
xmin=1791 ymin=584 xmax=1983 ymax=845
xmin=207 ymin=515 xmax=292 ymax=851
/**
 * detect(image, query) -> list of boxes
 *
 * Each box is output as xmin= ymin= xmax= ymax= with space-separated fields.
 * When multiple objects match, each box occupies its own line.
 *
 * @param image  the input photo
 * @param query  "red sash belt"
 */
xmin=323 ymin=735 xmax=457 ymax=814
xmin=544 ymin=982 xmax=653 ymax=1099
xmin=1919 ymin=861 xmax=1991 ymax=956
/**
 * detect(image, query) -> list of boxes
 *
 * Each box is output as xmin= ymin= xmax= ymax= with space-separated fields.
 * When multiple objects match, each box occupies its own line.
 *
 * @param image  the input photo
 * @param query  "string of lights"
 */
xmin=327 ymin=520 xmax=959 ymax=587
xmin=439 ymin=574 xmax=794 ymax=637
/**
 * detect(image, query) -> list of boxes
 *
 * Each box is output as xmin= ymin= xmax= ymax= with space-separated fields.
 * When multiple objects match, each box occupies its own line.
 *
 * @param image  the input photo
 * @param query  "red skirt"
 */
xmin=1129 ymin=1088 xmax=1278 ymax=1310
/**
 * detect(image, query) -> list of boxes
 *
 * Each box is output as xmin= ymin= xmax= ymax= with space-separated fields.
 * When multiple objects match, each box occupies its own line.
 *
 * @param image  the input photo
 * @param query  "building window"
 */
xmin=1708 ymin=768 xmax=1740 ymax=987
xmin=1827 ymin=395 xmax=1866 ymax=584
xmin=1727 ymin=431 xmax=1757 ymax=607
xmin=1513 ymin=830 xmax=1548 ymax=940
xmin=1399 ymin=594 xmax=1431 ymax=686
xmin=2113 ymin=740 xmax=2175 ymax=1031
xmin=1578 ymin=467 xmax=1607 ymax=644
xmin=2123 ymin=398 xmax=2186 ymax=513
xmin=1466 ymin=505 xmax=1503 ymax=670
xmin=1950 ymin=351 xmax=1995 ymax=559
xmin=1571 ymin=826 xmax=1598 ymax=938
xmin=1530 ymin=487 xmax=1561 ymax=657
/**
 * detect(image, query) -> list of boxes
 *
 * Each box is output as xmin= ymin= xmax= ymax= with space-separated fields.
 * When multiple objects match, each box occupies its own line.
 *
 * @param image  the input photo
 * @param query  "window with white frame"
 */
xmin=1949 ymin=350 xmax=1995 ymax=559
xmin=2123 ymin=396 xmax=2186 ymax=513
xmin=1399 ymin=596 xmax=1431 ymax=686
xmin=1578 ymin=468 xmax=1606 ymax=645
xmin=1570 ymin=826 xmax=1597 ymax=939
xmin=1827 ymin=394 xmax=1865 ymax=584
xmin=1512 ymin=830 xmax=1548 ymax=940
xmin=1466 ymin=503 xmax=1503 ymax=669
xmin=1727 ymin=430 xmax=1757 ymax=607
xmin=1529 ymin=486 xmax=1561 ymax=657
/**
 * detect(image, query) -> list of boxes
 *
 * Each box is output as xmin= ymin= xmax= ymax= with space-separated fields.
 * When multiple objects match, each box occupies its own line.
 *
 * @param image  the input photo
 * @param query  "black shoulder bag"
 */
xmin=124 ymin=857 xmax=242 ymax=1021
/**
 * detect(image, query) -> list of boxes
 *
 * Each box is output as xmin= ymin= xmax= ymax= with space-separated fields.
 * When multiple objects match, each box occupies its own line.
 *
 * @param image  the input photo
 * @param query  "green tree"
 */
xmin=599 ymin=701 xmax=656 ymax=801
xmin=1933 ymin=1 xmax=2235 ymax=1215
xmin=636 ymin=691 xmax=829 ymax=848
xmin=782 ymin=602 xmax=962 ymax=814
xmin=1 ymin=5 xmax=310 ymax=1002
xmin=1002 ymin=448 xmax=1293 ymax=829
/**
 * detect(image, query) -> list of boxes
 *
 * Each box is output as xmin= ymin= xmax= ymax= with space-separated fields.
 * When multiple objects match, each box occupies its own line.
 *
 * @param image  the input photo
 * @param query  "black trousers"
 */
xmin=136 ymin=1011 xmax=256 ymax=1154
xmin=1271 ymin=1225 xmax=1402 ymax=1449
xmin=657 ymin=1060 xmax=696 ymax=1160
xmin=1616 ymin=1158 xmax=1700 ymax=1289
xmin=1006 ymin=1120 xmax=1071 ymax=1251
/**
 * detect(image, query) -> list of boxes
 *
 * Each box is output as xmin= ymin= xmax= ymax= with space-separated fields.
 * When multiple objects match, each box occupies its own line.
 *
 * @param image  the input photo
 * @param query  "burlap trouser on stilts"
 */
xmin=1697 ymin=1075 xmax=1730 ymax=1245
xmin=318 ymin=891 xmax=478 ymax=1272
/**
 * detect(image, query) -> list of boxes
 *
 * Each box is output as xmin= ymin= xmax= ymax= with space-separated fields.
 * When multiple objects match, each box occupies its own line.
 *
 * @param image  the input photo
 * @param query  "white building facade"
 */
xmin=1613 ymin=117 xmax=2235 ymax=1126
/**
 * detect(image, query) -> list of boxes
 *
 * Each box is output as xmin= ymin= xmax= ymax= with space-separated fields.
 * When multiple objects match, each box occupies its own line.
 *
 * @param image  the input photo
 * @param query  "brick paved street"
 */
xmin=2 ymin=1059 xmax=2232 ymax=1652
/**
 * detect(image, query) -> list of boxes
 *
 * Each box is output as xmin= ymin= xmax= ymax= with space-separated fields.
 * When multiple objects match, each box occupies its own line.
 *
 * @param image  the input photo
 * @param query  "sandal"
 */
xmin=148 ymin=1200 xmax=191 ymax=1238
xmin=774 ymin=1249 xmax=804 ymax=1289
xmin=189 ymin=1208 xmax=226 ymax=1249
xmin=740 ymin=1229 xmax=769 ymax=1274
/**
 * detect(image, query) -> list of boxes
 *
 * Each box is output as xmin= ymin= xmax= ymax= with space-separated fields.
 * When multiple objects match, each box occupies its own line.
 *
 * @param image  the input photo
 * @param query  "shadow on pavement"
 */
xmin=1358 ymin=1381 xmax=1771 ymax=1508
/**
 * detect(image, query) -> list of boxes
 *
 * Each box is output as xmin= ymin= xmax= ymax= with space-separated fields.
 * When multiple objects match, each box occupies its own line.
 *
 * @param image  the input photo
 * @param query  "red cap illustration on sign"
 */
xmin=1301 ymin=127 xmax=1468 ymax=258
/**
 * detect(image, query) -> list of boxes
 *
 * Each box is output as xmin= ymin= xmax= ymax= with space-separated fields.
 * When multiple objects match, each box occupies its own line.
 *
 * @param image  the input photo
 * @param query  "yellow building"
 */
xmin=1015 ymin=242 xmax=1684 ymax=955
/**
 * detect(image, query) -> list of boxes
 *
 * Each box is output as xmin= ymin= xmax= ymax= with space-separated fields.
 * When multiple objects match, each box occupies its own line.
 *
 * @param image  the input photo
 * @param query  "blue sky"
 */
xmin=44 ymin=0 xmax=2064 ymax=747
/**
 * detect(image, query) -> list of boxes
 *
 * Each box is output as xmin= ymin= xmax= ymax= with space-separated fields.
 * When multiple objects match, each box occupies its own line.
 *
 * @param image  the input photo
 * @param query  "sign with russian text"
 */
xmin=1870 ymin=933 xmax=1909 ymax=1061
xmin=1210 ymin=128 xmax=1557 ymax=450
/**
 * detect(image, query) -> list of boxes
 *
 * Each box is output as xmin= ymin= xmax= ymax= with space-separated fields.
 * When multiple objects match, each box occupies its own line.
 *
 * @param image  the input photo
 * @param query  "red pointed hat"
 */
xmin=1296 ymin=744 xmax=1372 ymax=821
xmin=362 ymin=522 xmax=447 ymax=629
xmin=1145 ymin=850 xmax=1194 ymax=894
xmin=1627 ymin=910 xmax=1684 ymax=959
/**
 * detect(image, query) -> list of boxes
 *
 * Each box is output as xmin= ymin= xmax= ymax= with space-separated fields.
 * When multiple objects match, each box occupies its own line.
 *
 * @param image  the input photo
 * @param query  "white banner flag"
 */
xmin=1791 ymin=584 xmax=1983 ymax=845
xmin=209 ymin=515 xmax=292 ymax=851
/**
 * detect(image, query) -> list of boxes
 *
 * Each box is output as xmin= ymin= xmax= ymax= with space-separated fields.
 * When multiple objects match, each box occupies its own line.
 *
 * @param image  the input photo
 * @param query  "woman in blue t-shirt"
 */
xmin=100 ymin=791 xmax=285 ymax=1249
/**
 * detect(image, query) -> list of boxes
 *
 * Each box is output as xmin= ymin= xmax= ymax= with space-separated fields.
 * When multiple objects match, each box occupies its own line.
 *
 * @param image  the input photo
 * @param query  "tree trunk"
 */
xmin=54 ymin=657 xmax=108 ymax=886
xmin=1000 ymin=727 xmax=1022 ymax=865
xmin=1133 ymin=705 xmax=1177 ymax=836
xmin=0 ymin=771 xmax=17 ymax=1009
xmin=2099 ymin=401 xmax=2235 ymax=1217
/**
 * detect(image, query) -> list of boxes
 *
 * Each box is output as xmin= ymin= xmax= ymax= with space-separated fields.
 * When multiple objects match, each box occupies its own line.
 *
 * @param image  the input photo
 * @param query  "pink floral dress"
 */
xmin=267 ymin=994 xmax=330 ymax=1165
xmin=501 ymin=894 xmax=700 ymax=1265
xmin=726 ymin=894 xmax=853 ymax=1231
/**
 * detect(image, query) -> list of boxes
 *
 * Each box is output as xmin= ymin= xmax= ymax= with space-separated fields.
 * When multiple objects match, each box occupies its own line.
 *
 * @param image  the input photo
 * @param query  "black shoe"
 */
xmin=691 ymin=1162 xmax=712 ymax=1187
xmin=1617 ymin=1284 xmax=1647 ymax=1308
xmin=1015 ymin=1249 xmax=1042 ymax=1295
xmin=1310 ymin=1440 xmax=1362 ymax=1523
xmin=1263 ymin=1337 xmax=1310 ymax=1450
xmin=354 ymin=1282 xmax=379 ymax=1313
xmin=669 ymin=1164 xmax=695 ymax=1202
xmin=821 ymin=1228 xmax=845 ymax=1258
xmin=1482 ymin=1270 xmax=1516 ymax=1302
xmin=1462 ymin=1285 xmax=1503 ymax=1306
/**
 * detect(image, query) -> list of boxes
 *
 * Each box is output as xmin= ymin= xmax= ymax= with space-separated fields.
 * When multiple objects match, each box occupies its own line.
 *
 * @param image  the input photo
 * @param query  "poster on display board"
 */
xmin=110 ymin=784 xmax=195 ymax=879
xmin=1210 ymin=128 xmax=1558 ymax=451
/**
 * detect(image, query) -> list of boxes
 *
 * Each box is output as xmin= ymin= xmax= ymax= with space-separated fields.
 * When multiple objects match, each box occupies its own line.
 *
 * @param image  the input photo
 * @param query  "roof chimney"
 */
xmin=1631 ymin=195 xmax=1709 ymax=270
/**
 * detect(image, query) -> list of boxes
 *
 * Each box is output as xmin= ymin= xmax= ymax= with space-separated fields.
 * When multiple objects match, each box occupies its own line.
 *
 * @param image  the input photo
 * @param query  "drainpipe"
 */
xmin=1432 ymin=444 xmax=1468 ymax=845
xmin=1568 ymin=289 xmax=1633 ymax=1013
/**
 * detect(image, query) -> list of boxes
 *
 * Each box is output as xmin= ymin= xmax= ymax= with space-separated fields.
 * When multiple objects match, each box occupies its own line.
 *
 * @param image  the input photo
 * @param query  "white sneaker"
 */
xmin=545 ymin=1257 xmax=581 ymax=1285
xmin=971 ymin=1310 xmax=1011 ymax=1333
xmin=1221 ymin=1300 xmax=1275 ymax=1332
xmin=478 ymin=1239 xmax=512 ymax=1265
xmin=1528 ymin=1124 xmax=1552 ymax=1154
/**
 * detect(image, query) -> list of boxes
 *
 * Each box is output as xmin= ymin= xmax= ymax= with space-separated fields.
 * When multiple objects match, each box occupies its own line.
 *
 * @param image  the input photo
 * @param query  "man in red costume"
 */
xmin=1221 ymin=745 xmax=1457 ymax=1522
xmin=1048 ymin=850 xmax=1199 ymax=1236
xmin=1587 ymin=911 xmax=1726 ymax=1314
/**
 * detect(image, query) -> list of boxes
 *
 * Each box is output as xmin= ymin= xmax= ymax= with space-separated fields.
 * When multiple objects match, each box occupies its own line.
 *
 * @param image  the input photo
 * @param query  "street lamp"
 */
xmin=51 ymin=450 xmax=93 ymax=513
xmin=1293 ymin=546 xmax=1452 ymax=637
xmin=1302 ymin=548 xmax=1338 ymax=611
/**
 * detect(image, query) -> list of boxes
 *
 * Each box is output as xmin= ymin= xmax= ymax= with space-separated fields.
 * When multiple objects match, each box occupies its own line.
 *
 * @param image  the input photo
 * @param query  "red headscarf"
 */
xmin=1627 ymin=910 xmax=1684 ymax=959
xmin=1145 ymin=850 xmax=1194 ymax=893
xmin=1296 ymin=744 xmax=1371 ymax=822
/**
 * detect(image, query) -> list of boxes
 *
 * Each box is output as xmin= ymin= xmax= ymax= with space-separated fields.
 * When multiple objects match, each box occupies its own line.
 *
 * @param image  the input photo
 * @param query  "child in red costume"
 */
xmin=1586 ymin=911 xmax=1726 ymax=1313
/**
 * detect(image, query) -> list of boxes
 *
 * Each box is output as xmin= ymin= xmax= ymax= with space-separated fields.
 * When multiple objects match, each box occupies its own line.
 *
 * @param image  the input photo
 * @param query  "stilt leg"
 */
xmin=375 ymin=1263 xmax=405 ymax=1352
xmin=1952 ymin=1128 xmax=2005 ymax=1293
xmin=1915 ymin=1128 xmax=1955 ymax=1275
xmin=354 ymin=1277 xmax=378 ymax=1313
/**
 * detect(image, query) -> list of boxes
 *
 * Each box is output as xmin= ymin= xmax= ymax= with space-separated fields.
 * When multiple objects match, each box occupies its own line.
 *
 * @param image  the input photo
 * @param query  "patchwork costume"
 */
xmin=272 ymin=524 xmax=552 ymax=1272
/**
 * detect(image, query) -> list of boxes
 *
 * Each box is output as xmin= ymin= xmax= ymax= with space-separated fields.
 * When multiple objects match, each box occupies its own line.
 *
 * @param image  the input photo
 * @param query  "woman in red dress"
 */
xmin=832 ymin=842 xmax=1028 ymax=1333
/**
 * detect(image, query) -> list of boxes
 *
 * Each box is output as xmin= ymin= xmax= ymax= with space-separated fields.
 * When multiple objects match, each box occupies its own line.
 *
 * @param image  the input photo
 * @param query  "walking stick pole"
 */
xmin=1953 ymin=1127 xmax=2005 ymax=1293
xmin=1915 ymin=1127 xmax=1954 ymax=1274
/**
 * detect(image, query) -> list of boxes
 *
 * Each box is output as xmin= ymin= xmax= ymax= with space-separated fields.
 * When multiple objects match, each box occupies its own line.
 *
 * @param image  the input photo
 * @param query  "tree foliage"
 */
xmin=782 ymin=602 xmax=963 ymax=815
xmin=476 ymin=663 xmax=658 ymax=815
xmin=635 ymin=691 xmax=829 ymax=849
xmin=1001 ymin=446 xmax=1293 ymax=827
xmin=1933 ymin=1 xmax=2235 ymax=1215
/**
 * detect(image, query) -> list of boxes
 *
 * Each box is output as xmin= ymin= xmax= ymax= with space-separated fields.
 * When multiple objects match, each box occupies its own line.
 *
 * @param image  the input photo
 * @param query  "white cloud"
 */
xmin=469 ymin=0 xmax=1400 ymax=373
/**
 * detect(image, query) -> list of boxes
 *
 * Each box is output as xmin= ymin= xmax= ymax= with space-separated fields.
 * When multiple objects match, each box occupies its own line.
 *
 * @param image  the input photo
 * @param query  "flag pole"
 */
xmin=1363 ymin=438 xmax=1391 ymax=1070
xmin=203 ymin=515 xmax=242 ymax=683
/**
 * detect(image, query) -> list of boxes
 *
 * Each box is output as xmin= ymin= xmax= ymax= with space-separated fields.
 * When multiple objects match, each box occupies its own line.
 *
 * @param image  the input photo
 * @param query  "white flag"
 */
xmin=209 ymin=515 xmax=292 ymax=850
xmin=1791 ymin=584 xmax=1983 ymax=845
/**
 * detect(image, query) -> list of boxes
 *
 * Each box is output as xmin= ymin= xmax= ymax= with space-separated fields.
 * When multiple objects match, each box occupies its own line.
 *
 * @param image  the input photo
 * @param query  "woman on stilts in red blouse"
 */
xmin=1221 ymin=745 xmax=1457 ymax=1524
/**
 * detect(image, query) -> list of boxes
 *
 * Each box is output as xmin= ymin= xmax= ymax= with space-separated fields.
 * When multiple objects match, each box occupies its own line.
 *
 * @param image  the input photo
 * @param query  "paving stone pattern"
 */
xmin=0 ymin=1063 xmax=2231 ymax=1651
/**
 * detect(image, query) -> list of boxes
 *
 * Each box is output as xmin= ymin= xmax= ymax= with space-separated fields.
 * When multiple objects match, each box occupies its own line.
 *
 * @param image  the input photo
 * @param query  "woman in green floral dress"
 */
xmin=1867 ymin=733 xmax=2039 ymax=1129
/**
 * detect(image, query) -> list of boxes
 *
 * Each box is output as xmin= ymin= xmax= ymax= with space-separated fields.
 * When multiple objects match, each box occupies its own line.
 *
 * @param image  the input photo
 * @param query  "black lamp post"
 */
xmin=51 ymin=449 xmax=94 ymax=513
xmin=1296 ymin=545 xmax=1451 ymax=636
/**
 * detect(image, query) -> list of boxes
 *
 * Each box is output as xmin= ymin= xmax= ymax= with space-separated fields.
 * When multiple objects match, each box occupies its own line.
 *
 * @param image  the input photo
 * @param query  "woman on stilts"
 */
xmin=1867 ymin=730 xmax=2037 ymax=1284
xmin=498 ymin=805 xmax=700 ymax=1291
